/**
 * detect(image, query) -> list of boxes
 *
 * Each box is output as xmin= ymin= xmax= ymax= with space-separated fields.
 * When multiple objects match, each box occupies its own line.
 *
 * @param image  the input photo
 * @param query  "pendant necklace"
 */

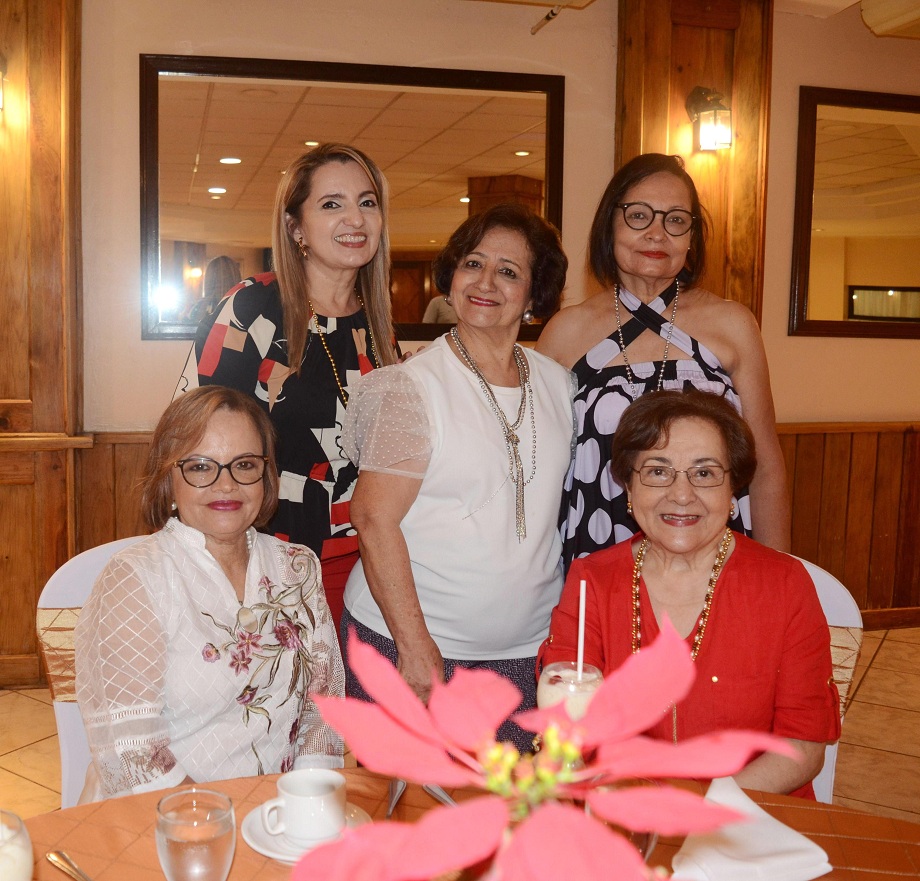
xmin=450 ymin=326 xmax=536 ymax=541
xmin=308 ymin=295 xmax=379 ymax=405
xmin=613 ymin=280 xmax=680 ymax=397
xmin=630 ymin=526 xmax=733 ymax=742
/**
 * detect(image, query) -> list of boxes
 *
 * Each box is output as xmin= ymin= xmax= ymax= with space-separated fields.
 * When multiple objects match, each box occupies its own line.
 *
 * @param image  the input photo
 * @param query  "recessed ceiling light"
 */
xmin=208 ymin=187 xmax=227 ymax=194
xmin=219 ymin=157 xmax=242 ymax=165
xmin=460 ymin=196 xmax=471 ymax=203
xmin=429 ymin=239 xmax=437 ymax=244
xmin=211 ymin=195 xmax=221 ymax=200
xmin=304 ymin=140 xmax=320 ymax=147
xmin=515 ymin=150 xmax=531 ymax=157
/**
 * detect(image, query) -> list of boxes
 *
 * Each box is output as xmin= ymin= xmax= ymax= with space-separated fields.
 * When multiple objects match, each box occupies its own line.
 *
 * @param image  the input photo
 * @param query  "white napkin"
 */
xmin=671 ymin=777 xmax=833 ymax=881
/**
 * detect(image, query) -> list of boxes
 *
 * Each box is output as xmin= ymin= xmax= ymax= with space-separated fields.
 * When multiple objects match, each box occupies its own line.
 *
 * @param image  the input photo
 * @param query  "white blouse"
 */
xmin=342 ymin=335 xmax=576 ymax=660
xmin=75 ymin=519 xmax=344 ymax=800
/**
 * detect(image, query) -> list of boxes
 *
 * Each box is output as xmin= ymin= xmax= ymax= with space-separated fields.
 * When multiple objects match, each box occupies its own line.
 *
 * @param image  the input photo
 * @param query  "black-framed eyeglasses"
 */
xmin=174 ymin=455 xmax=268 ymax=488
xmin=634 ymin=464 xmax=728 ymax=487
xmin=616 ymin=202 xmax=696 ymax=236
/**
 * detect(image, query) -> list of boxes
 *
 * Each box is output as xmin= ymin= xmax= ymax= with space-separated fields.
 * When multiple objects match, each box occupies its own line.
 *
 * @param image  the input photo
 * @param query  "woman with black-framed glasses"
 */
xmin=74 ymin=386 xmax=344 ymax=802
xmin=540 ymin=390 xmax=839 ymax=799
xmin=537 ymin=153 xmax=789 ymax=568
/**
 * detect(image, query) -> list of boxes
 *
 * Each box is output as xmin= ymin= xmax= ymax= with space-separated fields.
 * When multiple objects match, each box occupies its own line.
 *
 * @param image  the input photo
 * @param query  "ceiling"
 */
xmin=158 ymin=76 xmax=546 ymax=252
xmin=812 ymin=106 xmax=920 ymax=237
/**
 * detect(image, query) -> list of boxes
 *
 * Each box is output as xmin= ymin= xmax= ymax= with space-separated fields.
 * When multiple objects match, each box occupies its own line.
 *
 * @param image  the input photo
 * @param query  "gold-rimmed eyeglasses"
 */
xmin=634 ymin=464 xmax=728 ymax=487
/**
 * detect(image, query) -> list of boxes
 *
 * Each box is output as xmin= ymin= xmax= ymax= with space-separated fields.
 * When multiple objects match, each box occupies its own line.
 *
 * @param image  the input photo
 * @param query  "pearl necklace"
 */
xmin=308 ymin=296 xmax=380 ymax=405
xmin=450 ymin=327 xmax=536 ymax=541
xmin=630 ymin=526 xmax=733 ymax=741
xmin=613 ymin=281 xmax=680 ymax=397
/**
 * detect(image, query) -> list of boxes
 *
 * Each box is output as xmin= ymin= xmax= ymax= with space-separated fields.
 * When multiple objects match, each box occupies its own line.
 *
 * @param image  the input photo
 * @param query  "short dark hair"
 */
xmin=610 ymin=389 xmax=756 ymax=493
xmin=141 ymin=386 xmax=279 ymax=530
xmin=432 ymin=202 xmax=567 ymax=320
xmin=589 ymin=153 xmax=709 ymax=289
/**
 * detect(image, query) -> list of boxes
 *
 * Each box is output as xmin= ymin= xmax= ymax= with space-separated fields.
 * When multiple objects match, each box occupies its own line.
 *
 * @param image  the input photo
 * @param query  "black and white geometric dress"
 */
xmin=559 ymin=283 xmax=753 ymax=570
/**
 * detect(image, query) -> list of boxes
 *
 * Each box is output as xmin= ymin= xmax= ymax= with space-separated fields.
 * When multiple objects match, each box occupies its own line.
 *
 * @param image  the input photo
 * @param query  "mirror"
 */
xmin=140 ymin=54 xmax=564 ymax=340
xmin=789 ymin=86 xmax=920 ymax=339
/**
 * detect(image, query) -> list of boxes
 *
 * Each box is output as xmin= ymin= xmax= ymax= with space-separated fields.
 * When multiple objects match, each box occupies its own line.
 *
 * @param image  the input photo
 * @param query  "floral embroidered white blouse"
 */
xmin=75 ymin=519 xmax=344 ymax=801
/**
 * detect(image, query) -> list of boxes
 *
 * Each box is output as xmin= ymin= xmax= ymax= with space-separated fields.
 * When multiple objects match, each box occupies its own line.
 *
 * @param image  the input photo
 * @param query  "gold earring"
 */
xmin=729 ymin=502 xmax=736 ymax=519
xmin=296 ymin=236 xmax=309 ymax=260
xmin=626 ymin=499 xmax=633 ymax=515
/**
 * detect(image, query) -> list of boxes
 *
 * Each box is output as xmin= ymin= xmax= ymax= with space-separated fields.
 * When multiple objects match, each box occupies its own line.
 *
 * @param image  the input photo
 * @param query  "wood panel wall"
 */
xmin=616 ymin=0 xmax=773 ymax=318
xmin=0 ymin=0 xmax=83 ymax=687
xmin=76 ymin=423 xmax=920 ymax=630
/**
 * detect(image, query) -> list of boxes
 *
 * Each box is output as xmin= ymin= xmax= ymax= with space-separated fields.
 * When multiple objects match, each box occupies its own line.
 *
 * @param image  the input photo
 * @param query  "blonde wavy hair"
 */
xmin=271 ymin=144 xmax=396 ymax=373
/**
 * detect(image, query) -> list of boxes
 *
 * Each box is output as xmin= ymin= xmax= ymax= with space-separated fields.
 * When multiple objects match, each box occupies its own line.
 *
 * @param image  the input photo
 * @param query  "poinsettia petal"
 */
xmin=428 ymin=668 xmax=522 ymax=751
xmin=512 ymin=702 xmax=570 ymax=734
xmin=292 ymin=823 xmax=409 ymax=881
xmin=594 ymin=731 xmax=799 ymax=781
xmin=494 ymin=803 xmax=648 ymax=881
xmin=346 ymin=631 xmax=446 ymax=746
xmin=587 ymin=784 xmax=746 ymax=835
xmin=314 ymin=694 xmax=477 ymax=786
xmin=394 ymin=797 xmax=509 ymax=880
xmin=579 ymin=616 xmax=695 ymax=747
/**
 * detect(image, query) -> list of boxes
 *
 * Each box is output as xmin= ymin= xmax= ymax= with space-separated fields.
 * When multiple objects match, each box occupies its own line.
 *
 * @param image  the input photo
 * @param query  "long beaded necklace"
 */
xmin=450 ymin=326 xmax=536 ymax=541
xmin=630 ymin=526 xmax=733 ymax=742
xmin=308 ymin=295 xmax=379 ymax=405
xmin=613 ymin=280 xmax=680 ymax=397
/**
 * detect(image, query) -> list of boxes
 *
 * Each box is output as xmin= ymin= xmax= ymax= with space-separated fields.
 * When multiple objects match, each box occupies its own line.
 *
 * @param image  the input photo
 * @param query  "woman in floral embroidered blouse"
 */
xmin=75 ymin=387 xmax=344 ymax=802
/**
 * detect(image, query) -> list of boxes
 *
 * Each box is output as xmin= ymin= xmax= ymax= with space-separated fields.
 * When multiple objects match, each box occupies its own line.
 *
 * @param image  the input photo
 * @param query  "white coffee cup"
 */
xmin=261 ymin=769 xmax=347 ymax=848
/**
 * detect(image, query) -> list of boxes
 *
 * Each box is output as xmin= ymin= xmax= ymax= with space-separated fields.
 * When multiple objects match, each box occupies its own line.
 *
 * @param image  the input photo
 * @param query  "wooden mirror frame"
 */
xmin=140 ymin=54 xmax=565 ymax=341
xmin=788 ymin=85 xmax=920 ymax=339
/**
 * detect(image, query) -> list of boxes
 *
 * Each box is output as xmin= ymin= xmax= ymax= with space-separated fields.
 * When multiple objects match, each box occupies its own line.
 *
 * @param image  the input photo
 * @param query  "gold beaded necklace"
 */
xmin=630 ymin=526 xmax=733 ymax=742
xmin=308 ymin=296 xmax=379 ymax=405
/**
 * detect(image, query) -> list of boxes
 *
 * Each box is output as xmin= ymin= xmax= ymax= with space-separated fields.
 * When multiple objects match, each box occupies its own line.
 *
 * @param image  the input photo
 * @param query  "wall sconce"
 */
xmin=0 ymin=53 xmax=7 ymax=111
xmin=685 ymin=87 xmax=732 ymax=151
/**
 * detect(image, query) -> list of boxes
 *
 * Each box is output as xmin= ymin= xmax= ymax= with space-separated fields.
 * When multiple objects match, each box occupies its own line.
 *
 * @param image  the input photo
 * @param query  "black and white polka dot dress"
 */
xmin=559 ymin=284 xmax=753 ymax=570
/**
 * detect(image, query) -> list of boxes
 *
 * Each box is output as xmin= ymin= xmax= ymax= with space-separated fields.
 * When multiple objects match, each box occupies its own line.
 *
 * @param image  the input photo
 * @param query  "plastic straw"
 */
xmin=577 ymin=579 xmax=586 ymax=680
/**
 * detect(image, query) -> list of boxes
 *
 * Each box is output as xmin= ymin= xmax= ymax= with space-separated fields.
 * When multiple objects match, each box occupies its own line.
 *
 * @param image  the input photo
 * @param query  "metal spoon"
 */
xmin=46 ymin=850 xmax=95 ymax=881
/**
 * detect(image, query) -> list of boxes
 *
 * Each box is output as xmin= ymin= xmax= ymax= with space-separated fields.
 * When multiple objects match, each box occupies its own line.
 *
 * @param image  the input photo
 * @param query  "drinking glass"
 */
xmin=537 ymin=661 xmax=603 ymax=719
xmin=0 ymin=810 xmax=33 ymax=881
xmin=156 ymin=788 xmax=236 ymax=881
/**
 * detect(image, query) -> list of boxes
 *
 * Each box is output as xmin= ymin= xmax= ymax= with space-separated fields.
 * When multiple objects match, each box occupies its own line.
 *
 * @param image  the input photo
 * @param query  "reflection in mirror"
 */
xmin=789 ymin=86 xmax=920 ymax=339
xmin=140 ymin=56 xmax=564 ymax=340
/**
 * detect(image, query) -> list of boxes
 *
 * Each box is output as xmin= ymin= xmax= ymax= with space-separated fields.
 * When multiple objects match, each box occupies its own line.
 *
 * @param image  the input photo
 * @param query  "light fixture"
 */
xmin=219 ymin=157 xmax=241 ymax=165
xmin=208 ymin=187 xmax=227 ymax=194
xmin=460 ymin=196 xmax=471 ymax=203
xmin=0 ymin=53 xmax=7 ymax=112
xmin=514 ymin=150 xmax=531 ymax=157
xmin=304 ymin=140 xmax=319 ymax=147
xmin=685 ymin=87 xmax=732 ymax=151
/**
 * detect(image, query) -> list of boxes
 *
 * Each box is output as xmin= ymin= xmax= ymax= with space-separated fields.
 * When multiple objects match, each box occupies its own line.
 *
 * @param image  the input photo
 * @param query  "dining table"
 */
xmin=24 ymin=768 xmax=920 ymax=880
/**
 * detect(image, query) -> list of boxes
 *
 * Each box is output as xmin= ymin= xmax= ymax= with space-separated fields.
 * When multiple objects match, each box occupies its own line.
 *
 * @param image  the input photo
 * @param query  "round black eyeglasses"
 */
xmin=616 ymin=202 xmax=696 ymax=236
xmin=174 ymin=455 xmax=268 ymax=488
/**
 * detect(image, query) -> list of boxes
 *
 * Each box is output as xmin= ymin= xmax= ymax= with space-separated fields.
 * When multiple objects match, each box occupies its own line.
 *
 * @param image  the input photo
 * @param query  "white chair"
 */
xmin=36 ymin=536 xmax=145 ymax=808
xmin=793 ymin=556 xmax=863 ymax=804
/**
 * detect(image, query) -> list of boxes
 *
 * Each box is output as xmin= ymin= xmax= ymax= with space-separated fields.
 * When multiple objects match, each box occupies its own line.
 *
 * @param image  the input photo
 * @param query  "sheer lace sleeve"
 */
xmin=294 ymin=585 xmax=346 ymax=770
xmin=75 ymin=557 xmax=186 ymax=797
xmin=341 ymin=366 xmax=432 ymax=478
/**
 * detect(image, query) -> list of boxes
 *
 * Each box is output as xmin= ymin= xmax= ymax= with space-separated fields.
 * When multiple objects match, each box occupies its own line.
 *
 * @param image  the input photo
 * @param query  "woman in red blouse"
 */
xmin=539 ymin=389 xmax=839 ymax=799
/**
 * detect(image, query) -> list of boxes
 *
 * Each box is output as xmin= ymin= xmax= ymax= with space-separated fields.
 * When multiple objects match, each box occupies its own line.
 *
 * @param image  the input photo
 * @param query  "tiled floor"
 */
xmin=2 ymin=629 xmax=920 ymax=822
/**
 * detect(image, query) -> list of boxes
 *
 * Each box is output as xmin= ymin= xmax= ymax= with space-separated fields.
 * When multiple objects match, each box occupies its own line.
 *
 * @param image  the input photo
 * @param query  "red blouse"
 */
xmin=538 ymin=533 xmax=841 ymax=799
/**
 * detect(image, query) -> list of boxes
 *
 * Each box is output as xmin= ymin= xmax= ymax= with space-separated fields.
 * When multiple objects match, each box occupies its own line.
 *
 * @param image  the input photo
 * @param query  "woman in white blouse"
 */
xmin=75 ymin=386 xmax=344 ymax=801
xmin=341 ymin=203 xmax=573 ymax=750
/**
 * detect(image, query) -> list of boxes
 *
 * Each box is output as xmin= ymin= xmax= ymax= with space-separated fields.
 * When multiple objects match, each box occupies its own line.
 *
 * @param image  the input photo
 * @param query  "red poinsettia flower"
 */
xmin=293 ymin=620 xmax=798 ymax=881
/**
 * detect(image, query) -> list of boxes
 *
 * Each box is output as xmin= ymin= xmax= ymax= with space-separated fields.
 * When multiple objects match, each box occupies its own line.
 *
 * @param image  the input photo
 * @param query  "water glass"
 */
xmin=0 ymin=810 xmax=33 ymax=881
xmin=156 ymin=788 xmax=236 ymax=881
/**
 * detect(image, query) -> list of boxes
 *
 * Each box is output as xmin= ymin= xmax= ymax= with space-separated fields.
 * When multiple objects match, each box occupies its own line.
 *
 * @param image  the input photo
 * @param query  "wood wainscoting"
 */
xmin=76 ymin=422 xmax=920 ymax=629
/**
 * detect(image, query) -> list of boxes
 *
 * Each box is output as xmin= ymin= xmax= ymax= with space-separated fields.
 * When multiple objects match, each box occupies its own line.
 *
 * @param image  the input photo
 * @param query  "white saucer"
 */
xmin=241 ymin=802 xmax=372 ymax=864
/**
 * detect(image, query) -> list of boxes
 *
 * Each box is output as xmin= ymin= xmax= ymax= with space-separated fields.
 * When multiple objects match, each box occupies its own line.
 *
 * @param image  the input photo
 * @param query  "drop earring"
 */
xmin=729 ymin=502 xmax=736 ymax=519
xmin=626 ymin=499 xmax=633 ymax=515
xmin=296 ymin=236 xmax=309 ymax=260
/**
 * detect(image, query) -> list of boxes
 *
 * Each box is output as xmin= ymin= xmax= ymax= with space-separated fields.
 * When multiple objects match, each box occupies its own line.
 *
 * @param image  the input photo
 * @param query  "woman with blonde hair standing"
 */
xmin=179 ymin=144 xmax=398 ymax=629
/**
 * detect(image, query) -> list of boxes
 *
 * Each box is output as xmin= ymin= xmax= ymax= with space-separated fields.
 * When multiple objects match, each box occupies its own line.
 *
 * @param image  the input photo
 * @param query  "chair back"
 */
xmin=792 ymin=556 xmax=863 ymax=804
xmin=36 ymin=536 xmax=145 ymax=808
